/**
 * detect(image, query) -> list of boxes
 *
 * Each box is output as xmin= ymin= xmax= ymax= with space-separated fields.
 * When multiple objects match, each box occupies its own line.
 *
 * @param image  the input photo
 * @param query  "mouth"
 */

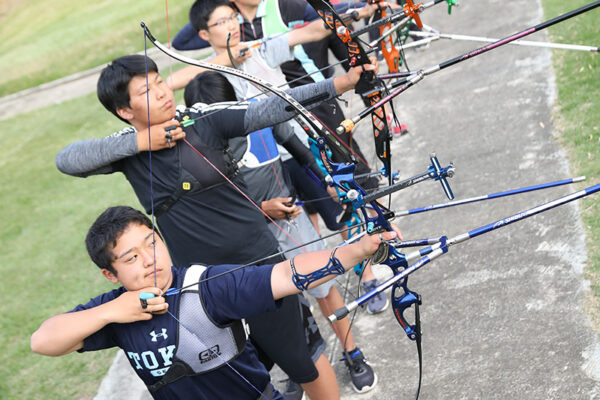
xmin=162 ymin=100 xmax=172 ymax=110
xmin=145 ymin=269 xmax=161 ymax=278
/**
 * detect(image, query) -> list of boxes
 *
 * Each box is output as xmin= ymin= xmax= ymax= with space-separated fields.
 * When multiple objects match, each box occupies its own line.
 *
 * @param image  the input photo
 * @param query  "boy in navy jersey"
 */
xmin=31 ymin=206 xmax=400 ymax=399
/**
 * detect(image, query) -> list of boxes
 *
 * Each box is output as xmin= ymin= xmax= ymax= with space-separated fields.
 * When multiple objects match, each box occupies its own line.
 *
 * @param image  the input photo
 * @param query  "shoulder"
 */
xmin=278 ymin=0 xmax=307 ymax=21
xmin=201 ymin=264 xmax=278 ymax=323
xmin=183 ymin=101 xmax=249 ymax=116
xmin=108 ymin=126 xmax=137 ymax=138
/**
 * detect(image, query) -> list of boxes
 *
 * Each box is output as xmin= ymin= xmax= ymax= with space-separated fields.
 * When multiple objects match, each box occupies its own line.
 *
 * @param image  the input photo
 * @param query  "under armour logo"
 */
xmin=150 ymin=328 xmax=168 ymax=342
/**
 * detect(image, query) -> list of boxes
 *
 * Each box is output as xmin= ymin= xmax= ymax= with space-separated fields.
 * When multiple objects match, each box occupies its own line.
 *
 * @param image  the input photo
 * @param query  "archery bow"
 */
xmin=306 ymin=0 xmax=394 ymax=187
xmin=337 ymin=0 xmax=600 ymax=134
xmin=332 ymin=181 xmax=600 ymax=320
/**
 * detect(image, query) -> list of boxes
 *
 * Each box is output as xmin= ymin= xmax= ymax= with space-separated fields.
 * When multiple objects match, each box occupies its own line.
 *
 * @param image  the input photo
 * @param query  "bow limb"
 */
xmin=306 ymin=0 xmax=394 ymax=184
xmin=141 ymin=23 xmax=356 ymax=165
xmin=369 ymin=0 xmax=401 ymax=73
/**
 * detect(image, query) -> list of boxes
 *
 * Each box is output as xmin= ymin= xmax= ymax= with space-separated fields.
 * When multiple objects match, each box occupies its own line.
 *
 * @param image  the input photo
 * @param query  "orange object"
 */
xmin=404 ymin=0 xmax=424 ymax=28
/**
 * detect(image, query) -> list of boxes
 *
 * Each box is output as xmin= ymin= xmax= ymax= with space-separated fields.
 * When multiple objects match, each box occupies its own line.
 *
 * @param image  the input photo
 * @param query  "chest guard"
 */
xmin=148 ymin=265 xmax=249 ymax=392
xmin=154 ymin=112 xmax=239 ymax=217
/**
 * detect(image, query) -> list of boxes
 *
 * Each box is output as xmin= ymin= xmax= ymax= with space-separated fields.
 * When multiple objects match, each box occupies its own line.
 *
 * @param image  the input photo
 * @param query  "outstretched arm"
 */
xmin=243 ymin=63 xmax=376 ymax=135
xmin=288 ymin=2 xmax=383 ymax=48
xmin=167 ymin=49 xmax=250 ymax=91
xmin=279 ymin=133 xmax=327 ymax=182
xmin=271 ymin=227 xmax=402 ymax=299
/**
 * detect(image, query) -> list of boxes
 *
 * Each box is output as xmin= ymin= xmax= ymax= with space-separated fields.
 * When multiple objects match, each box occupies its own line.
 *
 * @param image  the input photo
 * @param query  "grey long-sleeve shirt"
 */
xmin=56 ymin=78 xmax=337 ymax=267
xmin=56 ymin=79 xmax=336 ymax=177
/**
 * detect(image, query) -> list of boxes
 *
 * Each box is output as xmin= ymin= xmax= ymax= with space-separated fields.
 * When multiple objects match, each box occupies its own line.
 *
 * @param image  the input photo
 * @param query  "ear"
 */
xmin=101 ymin=269 xmax=120 ymax=284
xmin=116 ymin=107 xmax=134 ymax=122
xmin=198 ymin=29 xmax=210 ymax=42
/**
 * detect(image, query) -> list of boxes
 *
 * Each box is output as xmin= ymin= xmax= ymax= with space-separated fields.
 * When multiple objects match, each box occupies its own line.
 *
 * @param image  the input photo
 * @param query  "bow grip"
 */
xmin=429 ymin=153 xmax=455 ymax=200
xmin=392 ymin=288 xmax=421 ymax=340
xmin=371 ymin=242 xmax=408 ymax=275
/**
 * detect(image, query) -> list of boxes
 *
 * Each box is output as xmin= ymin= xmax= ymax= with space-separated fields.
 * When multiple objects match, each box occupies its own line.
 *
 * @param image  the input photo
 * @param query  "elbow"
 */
xmin=55 ymin=152 xmax=70 ymax=175
xmin=30 ymin=330 xmax=48 ymax=355
xmin=30 ymin=330 xmax=63 ymax=357
xmin=55 ymin=152 xmax=87 ymax=178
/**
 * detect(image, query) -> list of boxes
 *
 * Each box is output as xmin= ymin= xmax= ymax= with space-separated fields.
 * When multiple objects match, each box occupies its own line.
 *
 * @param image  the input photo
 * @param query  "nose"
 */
xmin=153 ymin=83 xmax=166 ymax=99
xmin=140 ymin=247 xmax=155 ymax=267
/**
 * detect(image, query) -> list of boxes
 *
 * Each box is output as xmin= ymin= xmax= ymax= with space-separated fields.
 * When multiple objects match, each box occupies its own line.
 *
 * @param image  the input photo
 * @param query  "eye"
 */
xmin=126 ymin=254 xmax=137 ymax=263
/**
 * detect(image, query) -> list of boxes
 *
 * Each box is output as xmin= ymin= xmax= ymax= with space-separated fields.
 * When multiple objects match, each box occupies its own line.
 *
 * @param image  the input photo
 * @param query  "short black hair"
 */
xmin=86 ymin=206 xmax=161 ymax=275
xmin=184 ymin=71 xmax=237 ymax=106
xmin=189 ymin=0 xmax=236 ymax=32
xmin=97 ymin=55 xmax=159 ymax=124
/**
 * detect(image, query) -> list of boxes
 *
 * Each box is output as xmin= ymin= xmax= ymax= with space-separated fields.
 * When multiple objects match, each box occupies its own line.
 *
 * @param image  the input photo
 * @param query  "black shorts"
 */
xmin=248 ymin=256 xmax=324 ymax=383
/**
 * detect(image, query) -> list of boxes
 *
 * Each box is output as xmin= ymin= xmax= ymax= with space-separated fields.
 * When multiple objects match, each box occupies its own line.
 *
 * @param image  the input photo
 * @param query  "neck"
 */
xmin=235 ymin=2 xmax=259 ymax=21
xmin=131 ymin=120 xmax=148 ymax=133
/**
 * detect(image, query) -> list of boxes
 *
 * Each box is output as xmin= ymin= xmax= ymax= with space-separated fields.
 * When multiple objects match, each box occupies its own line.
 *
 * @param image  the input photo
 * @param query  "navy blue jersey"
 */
xmin=72 ymin=265 xmax=282 ymax=399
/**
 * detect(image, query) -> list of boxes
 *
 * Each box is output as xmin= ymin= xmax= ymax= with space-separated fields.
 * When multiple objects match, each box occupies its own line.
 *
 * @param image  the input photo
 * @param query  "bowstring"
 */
xmin=155 ymin=2 xmax=398 ymax=370
xmin=164 ymin=0 xmax=174 ymax=79
xmin=143 ymin=33 xmax=158 ymax=288
xmin=138 ymin=5 xmax=286 ymax=398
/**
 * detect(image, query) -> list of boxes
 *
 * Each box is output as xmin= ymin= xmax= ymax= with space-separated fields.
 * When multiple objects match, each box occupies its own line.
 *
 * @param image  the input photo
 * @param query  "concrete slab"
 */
xmin=284 ymin=1 xmax=600 ymax=399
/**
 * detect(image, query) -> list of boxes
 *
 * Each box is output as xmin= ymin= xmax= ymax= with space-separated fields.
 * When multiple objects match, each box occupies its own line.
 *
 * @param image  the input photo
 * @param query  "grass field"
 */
xmin=0 ymin=92 xmax=141 ymax=398
xmin=0 ymin=1 xmax=598 ymax=399
xmin=0 ymin=0 xmax=188 ymax=96
xmin=542 ymin=0 xmax=600 ymax=330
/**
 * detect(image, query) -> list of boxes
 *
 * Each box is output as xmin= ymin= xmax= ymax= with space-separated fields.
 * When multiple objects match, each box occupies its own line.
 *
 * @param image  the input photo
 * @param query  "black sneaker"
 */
xmin=281 ymin=378 xmax=304 ymax=400
xmin=341 ymin=348 xmax=378 ymax=393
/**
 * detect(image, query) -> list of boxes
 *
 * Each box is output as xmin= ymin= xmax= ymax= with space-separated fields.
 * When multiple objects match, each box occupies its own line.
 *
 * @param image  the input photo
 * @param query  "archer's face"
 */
xmin=105 ymin=223 xmax=173 ymax=292
xmin=121 ymin=71 xmax=176 ymax=130
xmin=200 ymin=5 xmax=241 ymax=50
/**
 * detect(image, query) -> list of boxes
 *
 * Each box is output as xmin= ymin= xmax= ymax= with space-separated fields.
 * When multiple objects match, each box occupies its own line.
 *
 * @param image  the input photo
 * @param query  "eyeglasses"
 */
xmin=207 ymin=12 xmax=240 ymax=29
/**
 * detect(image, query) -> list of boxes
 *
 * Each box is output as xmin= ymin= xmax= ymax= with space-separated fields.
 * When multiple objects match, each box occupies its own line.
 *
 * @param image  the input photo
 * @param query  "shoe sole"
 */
xmin=351 ymin=371 xmax=378 ymax=394
xmin=282 ymin=390 xmax=305 ymax=400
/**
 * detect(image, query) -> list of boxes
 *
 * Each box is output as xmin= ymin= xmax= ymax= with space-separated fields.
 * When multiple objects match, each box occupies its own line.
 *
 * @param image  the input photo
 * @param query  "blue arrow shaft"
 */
xmin=396 ymin=176 xmax=585 ymax=217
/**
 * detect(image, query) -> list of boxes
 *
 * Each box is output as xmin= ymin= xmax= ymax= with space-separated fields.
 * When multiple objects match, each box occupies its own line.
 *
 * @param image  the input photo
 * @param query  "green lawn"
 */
xmin=0 ymin=0 xmax=188 ymax=96
xmin=542 ymin=0 xmax=600 ymax=330
xmin=0 ymin=94 xmax=140 ymax=399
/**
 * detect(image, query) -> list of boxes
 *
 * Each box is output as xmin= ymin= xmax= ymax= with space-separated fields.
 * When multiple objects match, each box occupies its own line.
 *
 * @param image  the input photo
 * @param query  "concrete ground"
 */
xmin=5 ymin=0 xmax=599 ymax=398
